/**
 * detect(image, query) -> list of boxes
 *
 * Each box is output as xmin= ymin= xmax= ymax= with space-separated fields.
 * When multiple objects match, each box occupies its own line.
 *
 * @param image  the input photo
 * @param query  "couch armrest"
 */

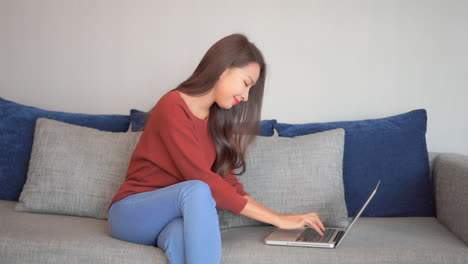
xmin=433 ymin=153 xmax=468 ymax=245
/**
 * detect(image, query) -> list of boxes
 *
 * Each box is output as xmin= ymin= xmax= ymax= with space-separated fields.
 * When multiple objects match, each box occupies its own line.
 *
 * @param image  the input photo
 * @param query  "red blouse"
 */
xmin=109 ymin=90 xmax=249 ymax=215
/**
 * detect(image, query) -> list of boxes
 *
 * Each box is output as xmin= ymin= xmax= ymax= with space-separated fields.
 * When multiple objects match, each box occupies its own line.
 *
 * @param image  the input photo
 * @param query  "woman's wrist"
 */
xmin=272 ymin=213 xmax=281 ymax=228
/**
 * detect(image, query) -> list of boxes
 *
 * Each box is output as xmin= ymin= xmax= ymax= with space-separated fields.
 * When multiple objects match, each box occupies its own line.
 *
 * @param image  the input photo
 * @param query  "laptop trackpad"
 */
xmin=267 ymin=228 xmax=304 ymax=241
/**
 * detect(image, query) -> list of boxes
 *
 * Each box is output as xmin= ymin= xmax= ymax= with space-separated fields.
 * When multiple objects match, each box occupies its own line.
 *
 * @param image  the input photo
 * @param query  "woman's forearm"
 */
xmin=239 ymin=195 xmax=280 ymax=227
xmin=238 ymin=196 xmax=326 ymax=234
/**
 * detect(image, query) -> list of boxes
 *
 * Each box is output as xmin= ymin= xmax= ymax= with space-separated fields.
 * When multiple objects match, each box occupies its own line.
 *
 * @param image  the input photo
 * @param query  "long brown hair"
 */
xmin=142 ymin=33 xmax=266 ymax=178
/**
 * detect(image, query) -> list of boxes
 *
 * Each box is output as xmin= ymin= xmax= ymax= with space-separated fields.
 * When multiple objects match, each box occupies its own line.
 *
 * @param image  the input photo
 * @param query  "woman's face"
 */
xmin=213 ymin=62 xmax=260 ymax=109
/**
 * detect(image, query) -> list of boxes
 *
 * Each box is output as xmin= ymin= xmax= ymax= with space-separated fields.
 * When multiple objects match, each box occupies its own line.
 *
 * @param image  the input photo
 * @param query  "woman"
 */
xmin=108 ymin=33 xmax=326 ymax=264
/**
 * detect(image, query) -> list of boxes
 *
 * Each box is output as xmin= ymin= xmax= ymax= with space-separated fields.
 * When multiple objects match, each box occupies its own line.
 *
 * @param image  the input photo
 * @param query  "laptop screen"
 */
xmin=336 ymin=180 xmax=381 ymax=246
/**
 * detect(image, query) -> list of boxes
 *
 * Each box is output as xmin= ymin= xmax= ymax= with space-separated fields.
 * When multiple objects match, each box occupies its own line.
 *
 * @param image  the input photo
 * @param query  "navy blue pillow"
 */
xmin=129 ymin=109 xmax=147 ymax=132
xmin=0 ymin=97 xmax=130 ymax=201
xmin=274 ymin=109 xmax=435 ymax=217
xmin=129 ymin=109 xmax=277 ymax=136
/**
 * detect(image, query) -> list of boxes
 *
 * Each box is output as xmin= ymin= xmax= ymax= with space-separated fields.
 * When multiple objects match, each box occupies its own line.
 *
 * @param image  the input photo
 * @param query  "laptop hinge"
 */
xmin=333 ymin=231 xmax=345 ymax=243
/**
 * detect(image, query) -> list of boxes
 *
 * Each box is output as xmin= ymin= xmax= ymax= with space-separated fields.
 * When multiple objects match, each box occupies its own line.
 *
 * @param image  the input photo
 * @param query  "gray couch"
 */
xmin=1 ymin=151 xmax=467 ymax=263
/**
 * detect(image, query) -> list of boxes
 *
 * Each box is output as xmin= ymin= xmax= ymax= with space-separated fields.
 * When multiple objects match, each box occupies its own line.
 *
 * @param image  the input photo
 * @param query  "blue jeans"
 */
xmin=108 ymin=180 xmax=222 ymax=264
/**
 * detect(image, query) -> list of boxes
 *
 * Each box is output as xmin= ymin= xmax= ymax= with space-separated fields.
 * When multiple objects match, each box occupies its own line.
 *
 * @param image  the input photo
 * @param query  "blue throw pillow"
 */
xmin=129 ymin=109 xmax=147 ymax=132
xmin=129 ymin=109 xmax=277 ymax=136
xmin=274 ymin=109 xmax=435 ymax=217
xmin=0 ymin=97 xmax=131 ymax=201
xmin=258 ymin=119 xmax=277 ymax=137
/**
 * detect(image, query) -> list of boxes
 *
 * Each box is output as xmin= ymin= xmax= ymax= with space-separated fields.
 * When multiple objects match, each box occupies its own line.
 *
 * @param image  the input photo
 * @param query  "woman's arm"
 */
xmin=240 ymin=195 xmax=280 ymax=227
xmin=240 ymin=194 xmax=326 ymax=235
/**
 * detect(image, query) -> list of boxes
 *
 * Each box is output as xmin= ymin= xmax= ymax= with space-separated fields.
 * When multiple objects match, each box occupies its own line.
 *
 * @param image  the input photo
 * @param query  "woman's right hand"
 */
xmin=274 ymin=213 xmax=326 ymax=236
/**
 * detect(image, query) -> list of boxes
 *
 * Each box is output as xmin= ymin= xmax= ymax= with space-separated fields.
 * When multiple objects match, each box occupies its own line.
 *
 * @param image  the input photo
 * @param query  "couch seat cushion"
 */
xmin=0 ymin=200 xmax=166 ymax=264
xmin=221 ymin=217 xmax=468 ymax=264
xmin=2 ymin=199 xmax=467 ymax=264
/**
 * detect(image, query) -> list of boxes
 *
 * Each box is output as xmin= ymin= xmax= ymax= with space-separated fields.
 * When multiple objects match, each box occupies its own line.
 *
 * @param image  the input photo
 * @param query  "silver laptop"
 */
xmin=264 ymin=179 xmax=381 ymax=249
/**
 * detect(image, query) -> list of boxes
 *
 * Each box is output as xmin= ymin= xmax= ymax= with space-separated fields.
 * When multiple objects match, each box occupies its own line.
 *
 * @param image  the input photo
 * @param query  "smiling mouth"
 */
xmin=233 ymin=97 xmax=240 ymax=104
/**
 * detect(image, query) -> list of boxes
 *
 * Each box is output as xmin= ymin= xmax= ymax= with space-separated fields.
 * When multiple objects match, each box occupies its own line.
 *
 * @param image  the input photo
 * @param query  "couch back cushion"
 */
xmin=274 ymin=109 xmax=435 ymax=217
xmin=218 ymin=128 xmax=349 ymax=229
xmin=0 ymin=97 xmax=130 ymax=201
xmin=14 ymin=118 xmax=141 ymax=219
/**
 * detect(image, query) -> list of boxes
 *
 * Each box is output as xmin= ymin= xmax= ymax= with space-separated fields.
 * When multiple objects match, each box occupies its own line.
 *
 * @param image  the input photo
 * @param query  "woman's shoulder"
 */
xmin=157 ymin=89 xmax=179 ymax=105
xmin=151 ymin=90 xmax=191 ymax=122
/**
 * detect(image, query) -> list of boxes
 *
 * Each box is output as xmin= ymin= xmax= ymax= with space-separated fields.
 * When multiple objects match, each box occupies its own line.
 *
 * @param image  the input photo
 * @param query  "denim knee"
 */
xmin=181 ymin=180 xmax=216 ymax=206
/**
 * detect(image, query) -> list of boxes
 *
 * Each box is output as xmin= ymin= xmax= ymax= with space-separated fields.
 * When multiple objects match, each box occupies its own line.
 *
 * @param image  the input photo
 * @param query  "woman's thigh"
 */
xmin=108 ymin=181 xmax=197 ymax=246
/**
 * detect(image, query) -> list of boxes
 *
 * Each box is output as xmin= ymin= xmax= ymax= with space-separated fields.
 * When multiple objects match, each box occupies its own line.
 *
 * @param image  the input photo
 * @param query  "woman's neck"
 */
xmin=178 ymin=91 xmax=213 ymax=120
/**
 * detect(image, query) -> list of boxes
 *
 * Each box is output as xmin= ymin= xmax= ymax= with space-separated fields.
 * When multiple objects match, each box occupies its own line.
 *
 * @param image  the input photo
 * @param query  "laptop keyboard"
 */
xmin=296 ymin=228 xmax=335 ymax=243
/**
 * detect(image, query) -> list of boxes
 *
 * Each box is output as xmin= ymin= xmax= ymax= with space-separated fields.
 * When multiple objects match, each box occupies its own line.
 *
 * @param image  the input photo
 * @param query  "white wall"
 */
xmin=1 ymin=0 xmax=467 ymax=155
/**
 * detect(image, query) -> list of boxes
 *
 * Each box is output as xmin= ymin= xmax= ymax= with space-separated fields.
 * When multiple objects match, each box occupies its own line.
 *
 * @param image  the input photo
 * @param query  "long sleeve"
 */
xmin=157 ymin=109 xmax=248 ymax=215
xmin=224 ymin=170 xmax=249 ymax=197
